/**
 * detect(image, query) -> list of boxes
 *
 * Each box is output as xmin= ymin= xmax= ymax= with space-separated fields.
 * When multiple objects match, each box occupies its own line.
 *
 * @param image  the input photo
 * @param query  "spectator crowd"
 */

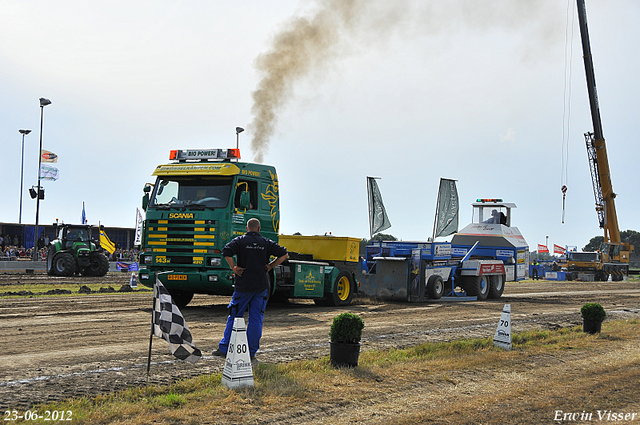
xmin=1 ymin=233 xmax=139 ymax=262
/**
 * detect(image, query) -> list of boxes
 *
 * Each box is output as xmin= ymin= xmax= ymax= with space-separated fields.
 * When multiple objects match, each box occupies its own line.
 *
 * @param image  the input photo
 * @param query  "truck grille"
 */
xmin=145 ymin=219 xmax=218 ymax=266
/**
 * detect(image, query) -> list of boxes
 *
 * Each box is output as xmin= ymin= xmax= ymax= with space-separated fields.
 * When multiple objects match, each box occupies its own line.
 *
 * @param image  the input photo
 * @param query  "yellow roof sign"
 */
xmin=153 ymin=163 xmax=241 ymax=176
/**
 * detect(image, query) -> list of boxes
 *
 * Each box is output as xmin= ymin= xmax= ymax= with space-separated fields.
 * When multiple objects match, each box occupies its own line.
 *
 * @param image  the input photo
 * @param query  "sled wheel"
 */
xmin=427 ymin=275 xmax=444 ymax=299
xmin=488 ymin=275 xmax=505 ymax=299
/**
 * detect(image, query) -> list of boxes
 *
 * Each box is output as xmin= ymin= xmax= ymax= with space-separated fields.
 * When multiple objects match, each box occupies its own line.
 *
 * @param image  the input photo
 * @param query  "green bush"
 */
xmin=581 ymin=302 xmax=606 ymax=322
xmin=329 ymin=312 xmax=364 ymax=344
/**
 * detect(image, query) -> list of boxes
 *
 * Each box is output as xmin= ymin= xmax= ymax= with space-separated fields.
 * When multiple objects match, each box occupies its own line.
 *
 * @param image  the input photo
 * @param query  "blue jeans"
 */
xmin=218 ymin=289 xmax=269 ymax=356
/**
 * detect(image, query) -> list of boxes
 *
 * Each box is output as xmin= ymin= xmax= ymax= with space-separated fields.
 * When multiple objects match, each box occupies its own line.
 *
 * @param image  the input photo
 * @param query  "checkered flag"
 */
xmin=152 ymin=277 xmax=201 ymax=363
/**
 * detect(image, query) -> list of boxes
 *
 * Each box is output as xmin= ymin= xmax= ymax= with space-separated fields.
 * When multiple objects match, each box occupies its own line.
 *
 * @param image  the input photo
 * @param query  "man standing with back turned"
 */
xmin=213 ymin=218 xmax=288 ymax=362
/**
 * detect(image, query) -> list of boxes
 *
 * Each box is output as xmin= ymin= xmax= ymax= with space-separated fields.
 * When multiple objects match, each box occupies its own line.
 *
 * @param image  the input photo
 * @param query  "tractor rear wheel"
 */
xmin=53 ymin=252 xmax=77 ymax=276
xmin=82 ymin=252 xmax=109 ymax=276
xmin=46 ymin=246 xmax=57 ymax=275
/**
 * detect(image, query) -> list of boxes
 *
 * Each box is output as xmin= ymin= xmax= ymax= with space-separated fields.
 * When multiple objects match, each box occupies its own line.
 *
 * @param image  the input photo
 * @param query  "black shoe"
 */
xmin=212 ymin=349 xmax=226 ymax=357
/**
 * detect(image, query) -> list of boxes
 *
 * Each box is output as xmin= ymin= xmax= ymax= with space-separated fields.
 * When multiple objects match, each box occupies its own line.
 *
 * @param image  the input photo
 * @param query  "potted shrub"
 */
xmin=581 ymin=302 xmax=606 ymax=334
xmin=329 ymin=312 xmax=365 ymax=367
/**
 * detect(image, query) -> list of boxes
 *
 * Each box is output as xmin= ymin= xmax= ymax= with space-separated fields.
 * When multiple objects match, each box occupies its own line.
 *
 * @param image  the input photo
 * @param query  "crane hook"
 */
xmin=561 ymin=185 xmax=568 ymax=224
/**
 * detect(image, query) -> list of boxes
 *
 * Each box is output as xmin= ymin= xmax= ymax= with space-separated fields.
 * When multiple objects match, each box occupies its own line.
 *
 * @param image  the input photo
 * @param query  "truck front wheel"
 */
xmin=169 ymin=289 xmax=194 ymax=308
xmin=331 ymin=271 xmax=354 ymax=306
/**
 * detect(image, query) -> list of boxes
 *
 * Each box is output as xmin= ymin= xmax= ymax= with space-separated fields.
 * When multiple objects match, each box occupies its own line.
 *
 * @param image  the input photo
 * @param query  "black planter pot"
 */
xmin=330 ymin=342 xmax=361 ymax=367
xmin=583 ymin=319 xmax=602 ymax=334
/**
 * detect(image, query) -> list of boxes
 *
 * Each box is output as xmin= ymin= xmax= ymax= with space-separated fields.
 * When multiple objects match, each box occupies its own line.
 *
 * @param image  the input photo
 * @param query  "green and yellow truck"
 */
xmin=138 ymin=148 xmax=360 ymax=307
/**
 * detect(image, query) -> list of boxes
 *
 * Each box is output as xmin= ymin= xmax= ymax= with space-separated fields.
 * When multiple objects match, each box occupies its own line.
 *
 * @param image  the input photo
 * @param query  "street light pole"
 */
xmin=33 ymin=98 xmax=51 ymax=261
xmin=18 ymin=129 xmax=32 ymax=224
xmin=546 ymin=236 xmax=549 ymax=251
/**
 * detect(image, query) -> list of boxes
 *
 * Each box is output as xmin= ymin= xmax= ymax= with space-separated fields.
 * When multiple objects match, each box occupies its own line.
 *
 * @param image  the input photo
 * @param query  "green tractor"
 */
xmin=46 ymin=224 xmax=110 ymax=276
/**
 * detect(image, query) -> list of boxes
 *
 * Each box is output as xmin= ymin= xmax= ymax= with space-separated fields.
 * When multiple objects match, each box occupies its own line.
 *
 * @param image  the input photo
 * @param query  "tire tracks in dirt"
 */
xmin=0 ymin=279 xmax=638 ymax=410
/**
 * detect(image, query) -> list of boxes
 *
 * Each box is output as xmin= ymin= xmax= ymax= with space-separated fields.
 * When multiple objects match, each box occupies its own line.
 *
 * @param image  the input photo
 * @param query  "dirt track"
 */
xmin=1 ymin=273 xmax=639 ymax=410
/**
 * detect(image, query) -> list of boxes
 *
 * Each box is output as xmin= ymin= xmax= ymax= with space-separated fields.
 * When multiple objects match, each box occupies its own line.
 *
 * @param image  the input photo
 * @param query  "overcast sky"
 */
xmin=1 ymin=0 xmax=638 ymax=250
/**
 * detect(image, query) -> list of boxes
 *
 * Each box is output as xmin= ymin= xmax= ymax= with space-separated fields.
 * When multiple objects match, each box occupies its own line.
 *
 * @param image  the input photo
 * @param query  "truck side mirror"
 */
xmin=239 ymin=191 xmax=251 ymax=209
xmin=142 ymin=184 xmax=152 ymax=212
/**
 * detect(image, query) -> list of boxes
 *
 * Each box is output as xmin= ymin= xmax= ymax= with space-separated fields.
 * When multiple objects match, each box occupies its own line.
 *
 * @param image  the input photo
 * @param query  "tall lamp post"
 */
xmin=546 ymin=236 xmax=549 ymax=253
xmin=18 ymin=129 xmax=32 ymax=224
xmin=33 ymin=98 xmax=51 ymax=261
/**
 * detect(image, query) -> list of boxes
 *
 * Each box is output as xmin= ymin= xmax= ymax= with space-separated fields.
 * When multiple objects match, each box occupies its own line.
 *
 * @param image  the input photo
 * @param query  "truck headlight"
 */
xmin=144 ymin=256 xmax=153 ymax=265
xmin=208 ymin=275 xmax=219 ymax=282
xmin=210 ymin=258 xmax=221 ymax=267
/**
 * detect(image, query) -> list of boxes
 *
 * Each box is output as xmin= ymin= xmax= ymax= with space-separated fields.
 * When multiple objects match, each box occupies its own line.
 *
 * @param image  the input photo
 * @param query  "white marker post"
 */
xmin=221 ymin=317 xmax=254 ymax=389
xmin=129 ymin=272 xmax=137 ymax=288
xmin=493 ymin=304 xmax=512 ymax=351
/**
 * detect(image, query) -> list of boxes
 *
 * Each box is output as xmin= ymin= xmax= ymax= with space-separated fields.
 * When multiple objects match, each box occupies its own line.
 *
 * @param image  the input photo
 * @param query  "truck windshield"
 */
xmin=567 ymin=252 xmax=599 ymax=262
xmin=149 ymin=176 xmax=233 ymax=209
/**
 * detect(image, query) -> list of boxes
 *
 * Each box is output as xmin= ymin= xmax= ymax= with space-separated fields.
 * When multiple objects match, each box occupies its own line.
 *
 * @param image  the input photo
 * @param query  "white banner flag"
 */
xmin=39 ymin=164 xmax=59 ymax=181
xmin=134 ymin=208 xmax=144 ymax=246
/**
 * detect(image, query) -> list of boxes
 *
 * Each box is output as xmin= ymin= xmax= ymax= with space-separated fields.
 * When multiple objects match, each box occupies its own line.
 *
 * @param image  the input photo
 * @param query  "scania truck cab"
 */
xmin=139 ymin=148 xmax=360 ymax=307
xmin=138 ymin=148 xmax=280 ymax=306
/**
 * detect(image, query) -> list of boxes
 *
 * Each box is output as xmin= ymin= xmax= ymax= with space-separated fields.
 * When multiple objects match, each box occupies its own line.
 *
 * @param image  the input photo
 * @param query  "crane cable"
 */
xmin=561 ymin=0 xmax=576 ymax=224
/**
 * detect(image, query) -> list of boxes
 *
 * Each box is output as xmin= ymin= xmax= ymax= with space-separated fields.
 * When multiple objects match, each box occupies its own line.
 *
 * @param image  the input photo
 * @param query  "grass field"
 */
xmin=8 ymin=318 xmax=640 ymax=424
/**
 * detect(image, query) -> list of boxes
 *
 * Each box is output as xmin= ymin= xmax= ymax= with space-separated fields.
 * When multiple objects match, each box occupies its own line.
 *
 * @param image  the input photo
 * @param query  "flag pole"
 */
xmin=146 ymin=277 xmax=156 ymax=377
xmin=367 ymin=177 xmax=373 ymax=240
xmin=146 ymin=322 xmax=154 ymax=377
xmin=432 ymin=179 xmax=442 ymax=242
xmin=147 ymin=271 xmax=174 ymax=377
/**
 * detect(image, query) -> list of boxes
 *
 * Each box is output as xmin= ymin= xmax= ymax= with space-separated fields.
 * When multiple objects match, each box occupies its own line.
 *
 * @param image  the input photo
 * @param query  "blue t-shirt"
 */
xmin=222 ymin=231 xmax=287 ymax=292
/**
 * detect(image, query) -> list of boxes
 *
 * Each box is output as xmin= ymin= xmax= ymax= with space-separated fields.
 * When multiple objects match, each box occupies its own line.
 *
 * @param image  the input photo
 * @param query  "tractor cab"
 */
xmin=60 ymin=225 xmax=91 ymax=248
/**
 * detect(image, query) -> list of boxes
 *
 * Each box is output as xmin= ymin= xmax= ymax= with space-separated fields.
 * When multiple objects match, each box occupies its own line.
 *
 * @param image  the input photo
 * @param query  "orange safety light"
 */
xmin=228 ymin=149 xmax=241 ymax=159
xmin=169 ymin=150 xmax=178 ymax=160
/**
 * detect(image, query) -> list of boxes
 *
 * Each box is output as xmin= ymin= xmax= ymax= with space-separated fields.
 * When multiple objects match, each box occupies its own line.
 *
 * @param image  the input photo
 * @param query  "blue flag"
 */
xmin=82 ymin=202 xmax=86 ymax=224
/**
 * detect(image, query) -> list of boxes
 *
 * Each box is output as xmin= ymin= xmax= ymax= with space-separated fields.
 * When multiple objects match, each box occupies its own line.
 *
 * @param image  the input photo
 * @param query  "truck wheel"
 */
xmin=169 ymin=289 xmax=194 ymax=308
xmin=466 ymin=275 xmax=489 ymax=300
xmin=488 ymin=275 xmax=505 ymax=299
xmin=54 ymin=253 xmax=77 ymax=276
xmin=427 ymin=275 xmax=444 ymax=299
xmin=331 ymin=271 xmax=354 ymax=306
xmin=83 ymin=252 xmax=109 ymax=276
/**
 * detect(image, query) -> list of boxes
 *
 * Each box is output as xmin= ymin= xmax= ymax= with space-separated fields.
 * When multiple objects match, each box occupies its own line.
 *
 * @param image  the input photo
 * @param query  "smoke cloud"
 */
xmin=249 ymin=0 xmax=561 ymax=163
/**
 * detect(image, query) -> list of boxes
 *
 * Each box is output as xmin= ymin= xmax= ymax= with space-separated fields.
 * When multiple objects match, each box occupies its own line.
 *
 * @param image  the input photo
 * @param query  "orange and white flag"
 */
xmin=41 ymin=150 xmax=58 ymax=163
